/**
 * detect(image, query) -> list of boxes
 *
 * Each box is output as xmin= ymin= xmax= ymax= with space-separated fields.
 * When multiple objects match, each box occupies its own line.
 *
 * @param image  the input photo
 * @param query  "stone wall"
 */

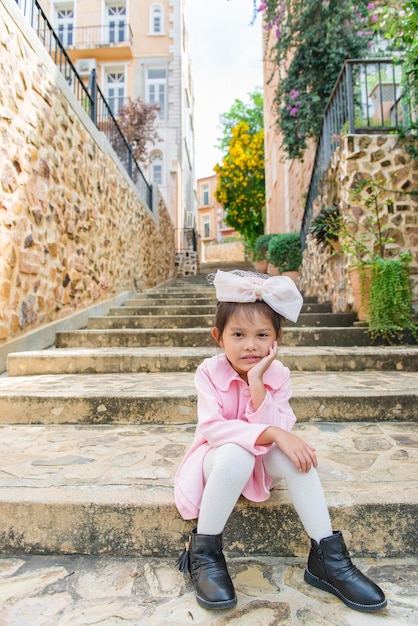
xmin=299 ymin=134 xmax=418 ymax=313
xmin=174 ymin=251 xmax=198 ymax=277
xmin=203 ymin=241 xmax=245 ymax=263
xmin=0 ymin=1 xmax=175 ymax=345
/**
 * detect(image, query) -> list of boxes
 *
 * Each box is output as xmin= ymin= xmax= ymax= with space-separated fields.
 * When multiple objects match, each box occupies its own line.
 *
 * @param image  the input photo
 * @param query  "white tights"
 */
xmin=197 ymin=443 xmax=333 ymax=543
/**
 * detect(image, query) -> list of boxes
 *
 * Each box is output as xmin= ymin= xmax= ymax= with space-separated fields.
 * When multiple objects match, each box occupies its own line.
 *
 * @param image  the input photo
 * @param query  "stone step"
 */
xmin=1 ymin=553 xmax=416 ymax=624
xmin=142 ymin=286 xmax=320 ymax=303
xmin=117 ymin=301 xmax=333 ymax=313
xmin=124 ymin=297 xmax=218 ymax=307
xmin=0 ymin=370 xmax=417 ymax=424
xmin=145 ymin=287 xmax=215 ymax=296
xmin=7 ymin=346 xmax=418 ymax=376
xmin=89 ymin=315 xmax=214 ymax=329
xmin=0 ymin=421 xmax=415 ymax=557
xmin=54 ymin=326 xmax=397 ymax=348
xmin=88 ymin=312 xmax=357 ymax=329
xmin=137 ymin=289 xmax=320 ymax=304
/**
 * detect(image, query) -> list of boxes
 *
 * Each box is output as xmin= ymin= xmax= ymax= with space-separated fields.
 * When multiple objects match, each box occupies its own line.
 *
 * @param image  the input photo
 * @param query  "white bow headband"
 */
xmin=213 ymin=270 xmax=303 ymax=323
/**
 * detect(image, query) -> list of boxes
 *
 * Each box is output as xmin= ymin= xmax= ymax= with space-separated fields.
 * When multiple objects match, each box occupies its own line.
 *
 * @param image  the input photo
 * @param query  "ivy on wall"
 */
xmin=256 ymin=0 xmax=377 ymax=160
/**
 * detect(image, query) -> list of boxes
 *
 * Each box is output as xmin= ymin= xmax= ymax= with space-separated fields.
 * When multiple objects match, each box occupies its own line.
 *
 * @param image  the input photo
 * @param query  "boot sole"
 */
xmin=195 ymin=593 xmax=237 ymax=610
xmin=304 ymin=568 xmax=387 ymax=613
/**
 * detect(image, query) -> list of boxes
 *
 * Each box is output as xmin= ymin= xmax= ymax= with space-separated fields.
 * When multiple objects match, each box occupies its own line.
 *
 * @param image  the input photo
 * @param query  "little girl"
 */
xmin=174 ymin=269 xmax=386 ymax=613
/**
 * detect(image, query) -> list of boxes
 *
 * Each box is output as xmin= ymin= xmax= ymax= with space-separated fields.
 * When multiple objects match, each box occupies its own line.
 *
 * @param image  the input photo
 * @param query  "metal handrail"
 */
xmin=16 ymin=0 xmax=152 ymax=212
xmin=175 ymin=229 xmax=198 ymax=252
xmin=89 ymin=71 xmax=152 ymax=210
xmin=67 ymin=23 xmax=133 ymax=48
xmin=301 ymin=58 xmax=412 ymax=249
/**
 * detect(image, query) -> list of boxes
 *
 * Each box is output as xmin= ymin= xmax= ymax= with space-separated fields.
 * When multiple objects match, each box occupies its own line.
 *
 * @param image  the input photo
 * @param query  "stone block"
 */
xmin=370 ymin=150 xmax=386 ymax=162
xmin=0 ymin=280 xmax=11 ymax=299
xmin=19 ymin=251 xmax=41 ymax=274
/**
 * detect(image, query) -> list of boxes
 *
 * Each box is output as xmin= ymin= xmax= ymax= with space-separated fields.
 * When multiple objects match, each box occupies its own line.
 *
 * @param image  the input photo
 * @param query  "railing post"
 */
xmin=26 ymin=0 xmax=36 ymax=27
xmin=88 ymin=68 xmax=97 ymax=126
xmin=128 ymin=147 xmax=133 ymax=178
xmin=346 ymin=62 xmax=355 ymax=133
xmin=323 ymin=115 xmax=330 ymax=170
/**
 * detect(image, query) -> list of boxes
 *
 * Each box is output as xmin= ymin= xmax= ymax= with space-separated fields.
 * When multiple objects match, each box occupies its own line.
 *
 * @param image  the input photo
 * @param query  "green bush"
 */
xmin=368 ymin=252 xmax=417 ymax=343
xmin=253 ymin=234 xmax=275 ymax=261
xmin=268 ymin=233 xmax=302 ymax=272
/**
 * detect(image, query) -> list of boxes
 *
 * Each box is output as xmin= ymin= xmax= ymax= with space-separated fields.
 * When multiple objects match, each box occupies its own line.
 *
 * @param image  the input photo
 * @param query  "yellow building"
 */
xmin=35 ymin=0 xmax=196 ymax=244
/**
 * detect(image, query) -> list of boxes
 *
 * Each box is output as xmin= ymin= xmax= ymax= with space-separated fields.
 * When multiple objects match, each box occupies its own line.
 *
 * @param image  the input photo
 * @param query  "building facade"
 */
xmin=262 ymin=31 xmax=315 ymax=236
xmin=36 ymin=0 xmax=197 ymax=243
xmin=196 ymin=175 xmax=240 ymax=262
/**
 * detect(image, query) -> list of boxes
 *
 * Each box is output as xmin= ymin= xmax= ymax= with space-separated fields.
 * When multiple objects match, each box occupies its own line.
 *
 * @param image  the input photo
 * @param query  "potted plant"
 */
xmin=267 ymin=232 xmax=302 ymax=280
xmin=252 ymin=234 xmax=275 ymax=272
xmin=367 ymin=252 xmax=417 ymax=342
xmin=331 ymin=177 xmax=417 ymax=340
xmin=309 ymin=205 xmax=343 ymax=253
xmin=335 ymin=178 xmax=393 ymax=321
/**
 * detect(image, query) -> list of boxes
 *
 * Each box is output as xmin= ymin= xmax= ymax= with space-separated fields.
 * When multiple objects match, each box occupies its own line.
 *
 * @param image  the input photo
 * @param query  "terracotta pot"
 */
xmin=267 ymin=263 xmax=279 ymax=276
xmin=281 ymin=270 xmax=300 ymax=285
xmin=349 ymin=265 xmax=372 ymax=321
xmin=252 ymin=260 xmax=268 ymax=273
xmin=330 ymin=239 xmax=341 ymax=253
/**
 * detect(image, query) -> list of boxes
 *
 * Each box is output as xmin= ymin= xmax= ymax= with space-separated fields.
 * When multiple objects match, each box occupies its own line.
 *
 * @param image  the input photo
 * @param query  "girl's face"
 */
xmin=211 ymin=307 xmax=282 ymax=382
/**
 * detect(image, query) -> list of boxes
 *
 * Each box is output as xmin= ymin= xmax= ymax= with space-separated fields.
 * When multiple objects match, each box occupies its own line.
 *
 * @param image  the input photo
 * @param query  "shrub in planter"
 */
xmin=267 ymin=233 xmax=302 ymax=273
xmin=368 ymin=252 xmax=417 ymax=343
xmin=309 ymin=205 xmax=342 ymax=251
xmin=254 ymin=233 xmax=275 ymax=261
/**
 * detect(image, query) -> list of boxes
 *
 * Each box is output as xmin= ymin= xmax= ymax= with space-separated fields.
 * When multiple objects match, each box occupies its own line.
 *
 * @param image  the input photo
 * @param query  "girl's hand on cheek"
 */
xmin=248 ymin=341 xmax=278 ymax=382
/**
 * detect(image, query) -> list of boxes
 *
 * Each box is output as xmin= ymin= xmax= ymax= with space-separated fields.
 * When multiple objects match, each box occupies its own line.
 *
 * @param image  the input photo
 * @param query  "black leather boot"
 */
xmin=304 ymin=531 xmax=387 ymax=612
xmin=176 ymin=529 xmax=237 ymax=609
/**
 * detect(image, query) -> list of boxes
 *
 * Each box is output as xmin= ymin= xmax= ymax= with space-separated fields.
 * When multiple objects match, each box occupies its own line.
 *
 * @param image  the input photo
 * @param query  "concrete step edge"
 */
xmin=0 ymin=370 xmax=417 ymax=423
xmin=54 ymin=327 xmax=418 ymax=348
xmin=6 ymin=345 xmax=418 ymax=375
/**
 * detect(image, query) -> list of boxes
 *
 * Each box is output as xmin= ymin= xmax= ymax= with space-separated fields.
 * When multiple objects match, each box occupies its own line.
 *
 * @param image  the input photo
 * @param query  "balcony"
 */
xmin=301 ymin=58 xmax=415 ymax=248
xmin=64 ymin=23 xmax=133 ymax=61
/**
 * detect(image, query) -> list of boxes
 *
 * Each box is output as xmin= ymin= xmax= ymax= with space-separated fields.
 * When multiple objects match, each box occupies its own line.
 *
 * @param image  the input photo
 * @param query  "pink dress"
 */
xmin=174 ymin=353 xmax=297 ymax=520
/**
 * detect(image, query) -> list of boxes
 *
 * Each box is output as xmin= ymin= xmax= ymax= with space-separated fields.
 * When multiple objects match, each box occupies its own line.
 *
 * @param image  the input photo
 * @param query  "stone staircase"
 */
xmin=0 ymin=268 xmax=417 ymax=568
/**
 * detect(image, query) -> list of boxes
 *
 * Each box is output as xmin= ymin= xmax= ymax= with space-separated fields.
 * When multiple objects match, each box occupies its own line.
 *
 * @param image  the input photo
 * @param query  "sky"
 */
xmin=184 ymin=0 xmax=264 ymax=180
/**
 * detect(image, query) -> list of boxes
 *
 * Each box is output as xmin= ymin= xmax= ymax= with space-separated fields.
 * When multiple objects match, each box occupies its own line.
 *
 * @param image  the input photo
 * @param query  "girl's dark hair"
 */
xmin=214 ymin=301 xmax=285 ymax=340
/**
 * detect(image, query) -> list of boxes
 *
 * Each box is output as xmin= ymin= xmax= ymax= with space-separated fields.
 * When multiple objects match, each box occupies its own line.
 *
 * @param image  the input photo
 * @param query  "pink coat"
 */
xmin=174 ymin=353 xmax=297 ymax=520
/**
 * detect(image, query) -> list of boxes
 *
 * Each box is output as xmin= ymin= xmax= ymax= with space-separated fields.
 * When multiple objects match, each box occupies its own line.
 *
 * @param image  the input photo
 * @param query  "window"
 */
xmin=150 ymin=4 xmax=164 ymax=34
xmin=56 ymin=6 xmax=74 ymax=47
xmin=150 ymin=153 xmax=163 ymax=185
xmin=146 ymin=68 xmax=167 ymax=120
xmin=106 ymin=4 xmax=127 ymax=43
xmin=186 ymin=212 xmax=194 ymax=228
xmin=202 ymin=216 xmax=210 ymax=239
xmin=202 ymin=184 xmax=209 ymax=206
xmin=105 ymin=71 xmax=126 ymax=116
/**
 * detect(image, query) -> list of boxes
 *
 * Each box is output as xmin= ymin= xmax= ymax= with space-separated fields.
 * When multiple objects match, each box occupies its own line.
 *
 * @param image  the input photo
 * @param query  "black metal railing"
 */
xmin=175 ymin=229 xmax=198 ymax=252
xmin=301 ymin=58 xmax=413 ymax=249
xmin=15 ymin=0 xmax=152 ymax=212
xmin=88 ymin=71 xmax=152 ymax=210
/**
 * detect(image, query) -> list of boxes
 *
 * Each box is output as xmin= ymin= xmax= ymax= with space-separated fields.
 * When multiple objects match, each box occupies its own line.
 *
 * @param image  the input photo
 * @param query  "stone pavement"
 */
xmin=0 ymin=553 xmax=417 ymax=625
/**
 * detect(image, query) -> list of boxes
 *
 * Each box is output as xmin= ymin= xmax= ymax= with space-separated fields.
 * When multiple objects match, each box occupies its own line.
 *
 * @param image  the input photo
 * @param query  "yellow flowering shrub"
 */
xmin=214 ymin=121 xmax=265 ymax=249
